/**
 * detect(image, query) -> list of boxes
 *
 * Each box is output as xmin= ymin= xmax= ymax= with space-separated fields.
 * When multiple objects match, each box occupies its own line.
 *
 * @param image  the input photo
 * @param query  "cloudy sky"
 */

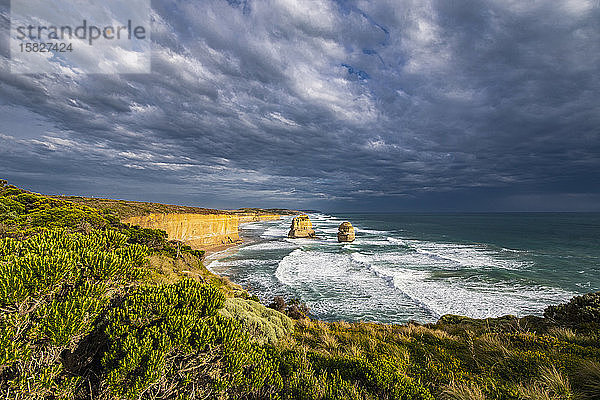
xmin=1 ymin=0 xmax=599 ymax=211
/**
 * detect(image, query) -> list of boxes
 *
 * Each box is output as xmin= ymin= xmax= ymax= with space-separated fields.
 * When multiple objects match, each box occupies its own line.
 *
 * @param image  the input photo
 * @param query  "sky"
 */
xmin=1 ymin=0 xmax=599 ymax=212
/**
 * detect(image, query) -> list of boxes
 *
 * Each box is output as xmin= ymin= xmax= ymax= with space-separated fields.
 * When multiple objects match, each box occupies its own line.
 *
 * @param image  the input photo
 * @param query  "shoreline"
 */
xmin=202 ymin=221 xmax=263 ymax=264
xmin=202 ymin=241 xmax=244 ymax=259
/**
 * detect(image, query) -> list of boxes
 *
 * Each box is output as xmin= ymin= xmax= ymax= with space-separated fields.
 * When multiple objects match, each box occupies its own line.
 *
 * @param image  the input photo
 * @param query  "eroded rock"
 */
xmin=288 ymin=214 xmax=316 ymax=238
xmin=337 ymin=221 xmax=355 ymax=242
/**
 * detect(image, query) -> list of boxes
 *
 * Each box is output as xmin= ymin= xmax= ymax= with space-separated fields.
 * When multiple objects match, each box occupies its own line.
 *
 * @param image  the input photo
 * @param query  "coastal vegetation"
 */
xmin=1 ymin=180 xmax=599 ymax=399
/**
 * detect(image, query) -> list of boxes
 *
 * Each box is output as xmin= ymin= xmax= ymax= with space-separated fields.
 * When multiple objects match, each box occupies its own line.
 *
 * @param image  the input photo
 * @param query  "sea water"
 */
xmin=206 ymin=213 xmax=600 ymax=324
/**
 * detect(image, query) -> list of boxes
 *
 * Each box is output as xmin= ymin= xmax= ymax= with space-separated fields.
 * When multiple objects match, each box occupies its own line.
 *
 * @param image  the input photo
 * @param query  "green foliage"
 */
xmin=544 ymin=292 xmax=600 ymax=329
xmin=220 ymin=298 xmax=294 ymax=345
xmin=120 ymin=224 xmax=168 ymax=248
xmin=284 ymin=316 xmax=600 ymax=400
xmin=0 ymin=181 xmax=202 ymax=261
xmin=1 ymin=180 xmax=599 ymax=400
xmin=35 ymin=282 xmax=108 ymax=346
xmin=0 ymin=188 xmax=111 ymax=236
xmin=0 ymin=227 xmax=148 ymax=398
xmin=277 ymin=348 xmax=434 ymax=400
xmin=268 ymin=295 xmax=310 ymax=320
xmin=102 ymin=279 xmax=283 ymax=399
xmin=0 ymin=313 xmax=31 ymax=368
xmin=0 ymin=230 xmax=146 ymax=306
xmin=102 ymin=279 xmax=224 ymax=398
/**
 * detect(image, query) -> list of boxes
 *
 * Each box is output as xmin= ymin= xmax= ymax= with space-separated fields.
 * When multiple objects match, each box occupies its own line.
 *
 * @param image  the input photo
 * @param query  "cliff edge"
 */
xmin=124 ymin=212 xmax=281 ymax=250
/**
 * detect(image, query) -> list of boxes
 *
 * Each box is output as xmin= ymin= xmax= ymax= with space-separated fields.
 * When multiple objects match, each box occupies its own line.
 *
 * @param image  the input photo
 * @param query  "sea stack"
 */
xmin=337 ymin=221 xmax=356 ymax=242
xmin=288 ymin=214 xmax=316 ymax=238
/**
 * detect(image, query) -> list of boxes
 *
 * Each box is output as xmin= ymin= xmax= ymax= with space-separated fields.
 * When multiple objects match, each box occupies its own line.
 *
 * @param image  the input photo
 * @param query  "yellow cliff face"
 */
xmin=123 ymin=213 xmax=241 ymax=249
xmin=123 ymin=213 xmax=281 ymax=249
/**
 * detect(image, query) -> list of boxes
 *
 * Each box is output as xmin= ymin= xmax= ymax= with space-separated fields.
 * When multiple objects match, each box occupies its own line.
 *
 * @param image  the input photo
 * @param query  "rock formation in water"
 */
xmin=337 ymin=221 xmax=356 ymax=242
xmin=288 ymin=214 xmax=316 ymax=238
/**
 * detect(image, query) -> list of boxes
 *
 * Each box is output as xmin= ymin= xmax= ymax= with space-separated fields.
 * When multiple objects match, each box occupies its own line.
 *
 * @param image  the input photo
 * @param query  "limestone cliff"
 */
xmin=337 ymin=221 xmax=356 ymax=242
xmin=123 ymin=212 xmax=280 ymax=250
xmin=237 ymin=213 xmax=281 ymax=223
xmin=288 ymin=215 xmax=316 ymax=238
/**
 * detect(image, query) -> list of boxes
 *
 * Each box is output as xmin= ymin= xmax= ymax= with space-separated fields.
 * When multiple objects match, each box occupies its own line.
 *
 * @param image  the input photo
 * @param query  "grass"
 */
xmin=443 ymin=382 xmax=487 ymax=400
xmin=1 ymin=179 xmax=600 ymax=400
xmin=53 ymin=196 xmax=296 ymax=219
xmin=574 ymin=360 xmax=600 ymax=399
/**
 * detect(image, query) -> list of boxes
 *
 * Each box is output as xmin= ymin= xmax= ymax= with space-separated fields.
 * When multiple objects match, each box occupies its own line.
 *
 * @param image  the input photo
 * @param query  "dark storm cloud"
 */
xmin=1 ymin=0 xmax=599 ymax=210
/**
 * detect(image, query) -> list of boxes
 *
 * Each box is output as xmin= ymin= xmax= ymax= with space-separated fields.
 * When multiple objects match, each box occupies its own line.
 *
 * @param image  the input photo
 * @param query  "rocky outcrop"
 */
xmin=123 ymin=212 xmax=281 ymax=250
xmin=288 ymin=214 xmax=316 ymax=238
xmin=337 ymin=222 xmax=356 ymax=242
xmin=124 ymin=213 xmax=241 ymax=249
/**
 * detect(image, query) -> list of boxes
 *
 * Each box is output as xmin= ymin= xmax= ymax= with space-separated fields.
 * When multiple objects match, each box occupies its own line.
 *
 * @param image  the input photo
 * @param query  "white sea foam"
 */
xmin=386 ymin=237 xmax=409 ymax=246
xmin=208 ymin=258 xmax=274 ymax=270
xmin=209 ymin=212 xmax=585 ymax=323
xmin=261 ymin=226 xmax=289 ymax=238
xmin=359 ymin=229 xmax=391 ymax=235
xmin=239 ymin=222 xmax=265 ymax=230
xmin=377 ymin=263 xmax=573 ymax=318
xmin=275 ymin=248 xmax=432 ymax=322
xmin=501 ymin=247 xmax=525 ymax=253
xmin=275 ymin=249 xmax=351 ymax=286
xmin=352 ymin=240 xmax=576 ymax=319
xmin=347 ymin=247 xmax=574 ymax=319
xmin=240 ymin=240 xmax=299 ymax=251
xmin=351 ymin=238 xmax=393 ymax=246
xmin=392 ymin=240 xmax=533 ymax=271
xmin=318 ymin=228 xmax=340 ymax=234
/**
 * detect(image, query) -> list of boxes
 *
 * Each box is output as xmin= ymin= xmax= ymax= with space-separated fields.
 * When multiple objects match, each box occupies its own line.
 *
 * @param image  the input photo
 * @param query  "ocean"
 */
xmin=206 ymin=213 xmax=600 ymax=324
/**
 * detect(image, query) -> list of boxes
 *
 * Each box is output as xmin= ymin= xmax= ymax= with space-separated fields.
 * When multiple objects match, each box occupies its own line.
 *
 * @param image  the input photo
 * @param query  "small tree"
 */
xmin=268 ymin=296 xmax=309 ymax=319
xmin=269 ymin=296 xmax=286 ymax=313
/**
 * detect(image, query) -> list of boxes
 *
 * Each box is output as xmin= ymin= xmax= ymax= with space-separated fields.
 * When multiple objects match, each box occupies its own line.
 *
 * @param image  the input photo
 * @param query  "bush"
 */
xmin=268 ymin=296 xmax=310 ymax=320
xmin=544 ymin=292 xmax=600 ymax=328
xmin=0 ymin=188 xmax=111 ymax=237
xmin=102 ymin=279 xmax=283 ymax=399
xmin=120 ymin=225 xmax=168 ymax=248
xmin=219 ymin=298 xmax=294 ymax=345
xmin=2 ymin=181 xmax=600 ymax=400
xmin=0 ymin=228 xmax=148 ymax=398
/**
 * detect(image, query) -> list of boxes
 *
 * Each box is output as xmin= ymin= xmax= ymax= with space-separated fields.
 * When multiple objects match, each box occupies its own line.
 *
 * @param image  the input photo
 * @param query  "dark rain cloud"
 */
xmin=1 ymin=0 xmax=599 ymax=211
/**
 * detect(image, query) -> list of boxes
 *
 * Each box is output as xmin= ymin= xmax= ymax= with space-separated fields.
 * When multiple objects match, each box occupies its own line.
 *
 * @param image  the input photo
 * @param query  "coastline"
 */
xmin=3 ymin=181 xmax=600 ymax=399
xmin=196 ymin=212 xmax=600 ymax=324
xmin=202 ymin=241 xmax=244 ymax=259
xmin=202 ymin=221 xmax=262 ymax=264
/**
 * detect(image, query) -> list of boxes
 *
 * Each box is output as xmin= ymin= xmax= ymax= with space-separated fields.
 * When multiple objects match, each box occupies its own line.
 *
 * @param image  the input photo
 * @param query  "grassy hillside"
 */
xmin=53 ymin=195 xmax=225 ymax=219
xmin=1 ymin=180 xmax=599 ymax=400
xmin=53 ymin=196 xmax=297 ymax=220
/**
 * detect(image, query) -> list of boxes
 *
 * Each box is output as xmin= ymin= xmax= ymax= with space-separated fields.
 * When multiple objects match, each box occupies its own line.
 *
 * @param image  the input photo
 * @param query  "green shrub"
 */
xmin=0 ymin=227 xmax=149 ymax=398
xmin=0 ymin=187 xmax=111 ymax=236
xmin=102 ymin=279 xmax=283 ymax=399
xmin=544 ymin=292 xmax=600 ymax=328
xmin=219 ymin=298 xmax=294 ymax=345
xmin=35 ymin=282 xmax=108 ymax=345
xmin=1 ymin=181 xmax=599 ymax=400
xmin=120 ymin=225 xmax=168 ymax=248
